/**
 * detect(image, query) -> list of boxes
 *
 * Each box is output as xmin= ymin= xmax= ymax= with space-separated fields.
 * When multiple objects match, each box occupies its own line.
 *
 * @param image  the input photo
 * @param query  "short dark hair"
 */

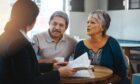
xmin=49 ymin=11 xmax=69 ymax=28
xmin=4 ymin=0 xmax=39 ymax=32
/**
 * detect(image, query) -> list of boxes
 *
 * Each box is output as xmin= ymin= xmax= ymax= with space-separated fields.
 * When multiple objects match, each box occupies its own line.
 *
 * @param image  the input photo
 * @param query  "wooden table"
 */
xmin=59 ymin=65 xmax=113 ymax=84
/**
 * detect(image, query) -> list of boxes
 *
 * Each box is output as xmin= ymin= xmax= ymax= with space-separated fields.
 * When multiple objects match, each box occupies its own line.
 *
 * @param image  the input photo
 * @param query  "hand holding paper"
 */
xmin=67 ymin=53 xmax=95 ymax=78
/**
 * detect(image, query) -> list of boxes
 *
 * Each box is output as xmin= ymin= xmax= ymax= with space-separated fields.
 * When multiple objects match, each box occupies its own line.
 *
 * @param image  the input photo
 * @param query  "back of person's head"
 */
xmin=49 ymin=11 xmax=69 ymax=28
xmin=4 ymin=0 xmax=39 ymax=32
xmin=89 ymin=10 xmax=111 ymax=35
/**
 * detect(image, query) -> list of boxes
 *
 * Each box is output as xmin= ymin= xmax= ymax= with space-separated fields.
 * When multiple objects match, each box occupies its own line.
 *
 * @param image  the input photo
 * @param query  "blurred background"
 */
xmin=1 ymin=0 xmax=140 ymax=41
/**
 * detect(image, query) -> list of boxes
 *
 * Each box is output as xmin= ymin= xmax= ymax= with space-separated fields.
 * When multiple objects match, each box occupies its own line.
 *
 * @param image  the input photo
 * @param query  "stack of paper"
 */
xmin=67 ymin=53 xmax=95 ymax=78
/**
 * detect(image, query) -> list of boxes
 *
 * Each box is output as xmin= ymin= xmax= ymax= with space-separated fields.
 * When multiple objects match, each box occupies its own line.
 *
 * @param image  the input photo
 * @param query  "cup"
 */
xmin=54 ymin=57 xmax=64 ymax=62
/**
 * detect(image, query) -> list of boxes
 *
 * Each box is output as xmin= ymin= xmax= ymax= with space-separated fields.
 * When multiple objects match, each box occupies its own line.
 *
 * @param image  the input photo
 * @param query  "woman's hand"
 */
xmin=58 ymin=66 xmax=77 ymax=77
xmin=38 ymin=58 xmax=57 ymax=63
xmin=53 ymin=62 xmax=68 ymax=69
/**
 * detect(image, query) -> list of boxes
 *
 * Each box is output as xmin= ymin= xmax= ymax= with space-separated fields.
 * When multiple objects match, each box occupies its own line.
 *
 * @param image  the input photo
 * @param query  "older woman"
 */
xmin=73 ymin=10 xmax=129 ymax=84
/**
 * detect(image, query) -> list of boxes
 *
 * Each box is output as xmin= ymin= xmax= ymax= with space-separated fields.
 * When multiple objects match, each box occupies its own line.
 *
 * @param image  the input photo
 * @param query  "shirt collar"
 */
xmin=19 ymin=29 xmax=33 ymax=43
xmin=46 ymin=30 xmax=66 ymax=43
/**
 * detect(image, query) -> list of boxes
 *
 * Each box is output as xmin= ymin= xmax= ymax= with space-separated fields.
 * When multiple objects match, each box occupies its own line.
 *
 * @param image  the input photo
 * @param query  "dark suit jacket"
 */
xmin=0 ymin=30 xmax=60 ymax=84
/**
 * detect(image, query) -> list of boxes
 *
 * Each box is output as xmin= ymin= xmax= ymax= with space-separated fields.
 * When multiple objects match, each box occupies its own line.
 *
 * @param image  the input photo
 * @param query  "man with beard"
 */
xmin=32 ymin=11 xmax=77 ymax=63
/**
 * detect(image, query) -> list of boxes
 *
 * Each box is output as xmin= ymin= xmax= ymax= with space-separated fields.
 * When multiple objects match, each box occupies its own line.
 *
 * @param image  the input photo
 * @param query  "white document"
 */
xmin=68 ymin=53 xmax=95 ymax=78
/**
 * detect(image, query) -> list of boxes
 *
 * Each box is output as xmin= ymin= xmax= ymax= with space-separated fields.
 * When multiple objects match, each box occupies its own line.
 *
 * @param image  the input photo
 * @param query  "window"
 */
xmin=129 ymin=0 xmax=140 ymax=9
xmin=33 ymin=0 xmax=41 ymax=8
xmin=28 ymin=0 xmax=64 ymax=38
xmin=108 ymin=0 xmax=140 ymax=10
xmin=108 ymin=0 xmax=125 ymax=10
xmin=70 ymin=0 xmax=85 ymax=12
xmin=0 ymin=0 xmax=64 ymax=37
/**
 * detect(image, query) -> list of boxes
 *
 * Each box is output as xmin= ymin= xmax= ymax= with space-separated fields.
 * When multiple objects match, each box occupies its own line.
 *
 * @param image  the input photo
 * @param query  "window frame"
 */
xmin=129 ymin=0 xmax=140 ymax=9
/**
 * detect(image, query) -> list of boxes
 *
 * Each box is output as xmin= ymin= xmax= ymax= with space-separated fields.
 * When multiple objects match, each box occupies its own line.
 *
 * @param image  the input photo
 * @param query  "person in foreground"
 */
xmin=32 ymin=11 xmax=77 ymax=63
xmin=0 ymin=0 xmax=76 ymax=84
xmin=73 ymin=10 xmax=130 ymax=84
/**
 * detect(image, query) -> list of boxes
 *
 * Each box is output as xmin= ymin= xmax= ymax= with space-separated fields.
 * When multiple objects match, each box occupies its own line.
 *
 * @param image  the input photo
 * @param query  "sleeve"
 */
xmin=65 ymin=38 xmax=78 ymax=61
xmin=71 ymin=38 xmax=78 ymax=54
xmin=0 ymin=57 xmax=8 ymax=84
xmin=73 ymin=41 xmax=85 ymax=59
xmin=110 ymin=39 xmax=128 ymax=78
xmin=8 ymin=40 xmax=60 ymax=84
xmin=33 ymin=70 xmax=60 ymax=84
xmin=32 ymin=35 xmax=39 ymax=55
xmin=39 ymin=63 xmax=53 ymax=73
